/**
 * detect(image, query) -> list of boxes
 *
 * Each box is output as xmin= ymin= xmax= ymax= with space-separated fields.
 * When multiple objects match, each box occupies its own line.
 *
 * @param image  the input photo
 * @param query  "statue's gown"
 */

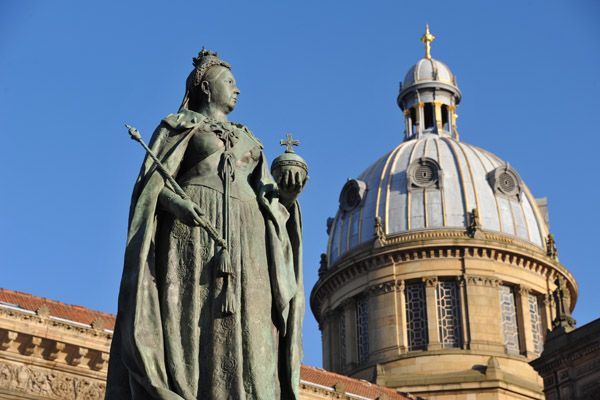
xmin=106 ymin=110 xmax=304 ymax=400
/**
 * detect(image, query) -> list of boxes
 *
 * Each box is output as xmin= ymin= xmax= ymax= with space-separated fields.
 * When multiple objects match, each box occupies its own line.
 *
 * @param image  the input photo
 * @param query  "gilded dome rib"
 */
xmin=442 ymin=138 xmax=469 ymax=223
xmin=406 ymin=140 xmax=422 ymax=231
xmin=385 ymin=141 xmax=411 ymax=234
xmin=518 ymin=192 xmax=533 ymax=243
xmin=434 ymin=139 xmax=448 ymax=227
xmin=523 ymin=183 xmax=548 ymax=250
xmin=470 ymin=146 xmax=504 ymax=231
xmin=375 ymin=143 xmax=405 ymax=232
xmin=423 ymin=139 xmax=431 ymax=227
xmin=456 ymin=142 xmax=481 ymax=217
xmin=357 ymin=158 xmax=381 ymax=244
xmin=326 ymin=209 xmax=339 ymax=264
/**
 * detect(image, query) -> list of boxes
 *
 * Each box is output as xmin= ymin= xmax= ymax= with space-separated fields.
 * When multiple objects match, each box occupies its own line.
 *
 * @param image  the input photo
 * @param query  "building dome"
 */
xmin=327 ymin=136 xmax=548 ymax=266
xmin=402 ymin=57 xmax=456 ymax=89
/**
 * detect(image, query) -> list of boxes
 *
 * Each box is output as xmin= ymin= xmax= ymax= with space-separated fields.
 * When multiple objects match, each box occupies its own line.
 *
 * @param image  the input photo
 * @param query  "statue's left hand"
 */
xmin=277 ymin=169 xmax=308 ymax=208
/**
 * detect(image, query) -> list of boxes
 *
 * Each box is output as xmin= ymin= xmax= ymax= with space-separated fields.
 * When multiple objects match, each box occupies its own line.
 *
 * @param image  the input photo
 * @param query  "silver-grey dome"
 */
xmin=403 ymin=57 xmax=455 ymax=88
xmin=327 ymin=136 xmax=548 ymax=266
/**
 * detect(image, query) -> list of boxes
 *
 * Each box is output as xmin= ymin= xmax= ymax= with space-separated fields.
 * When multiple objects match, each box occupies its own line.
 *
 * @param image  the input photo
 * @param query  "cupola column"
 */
xmin=432 ymin=100 xmax=444 ymax=133
xmin=417 ymin=103 xmax=425 ymax=136
xmin=403 ymin=109 xmax=413 ymax=138
xmin=447 ymin=105 xmax=455 ymax=136
xmin=423 ymin=277 xmax=442 ymax=350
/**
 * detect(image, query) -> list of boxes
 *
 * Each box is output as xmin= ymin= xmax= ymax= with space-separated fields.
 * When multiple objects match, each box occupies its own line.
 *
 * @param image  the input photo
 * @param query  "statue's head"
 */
xmin=180 ymin=48 xmax=240 ymax=114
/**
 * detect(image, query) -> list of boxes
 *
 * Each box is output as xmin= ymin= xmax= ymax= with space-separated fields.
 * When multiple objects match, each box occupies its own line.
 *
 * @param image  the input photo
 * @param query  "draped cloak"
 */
xmin=105 ymin=110 xmax=304 ymax=400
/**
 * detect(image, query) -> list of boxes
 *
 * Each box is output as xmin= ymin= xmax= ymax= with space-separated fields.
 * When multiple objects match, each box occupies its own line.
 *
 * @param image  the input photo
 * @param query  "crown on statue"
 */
xmin=191 ymin=47 xmax=231 ymax=87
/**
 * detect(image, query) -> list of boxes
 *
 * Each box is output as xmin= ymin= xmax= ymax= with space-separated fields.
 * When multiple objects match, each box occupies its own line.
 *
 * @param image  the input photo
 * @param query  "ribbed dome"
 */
xmin=327 ymin=136 xmax=548 ymax=266
xmin=403 ymin=58 xmax=455 ymax=88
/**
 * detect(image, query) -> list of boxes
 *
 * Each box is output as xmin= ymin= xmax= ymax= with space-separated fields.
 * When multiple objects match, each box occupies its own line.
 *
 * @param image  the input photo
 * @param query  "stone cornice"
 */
xmin=0 ymin=307 xmax=112 ymax=344
xmin=0 ymin=306 xmax=112 ymax=380
xmin=312 ymin=230 xmax=577 ymax=323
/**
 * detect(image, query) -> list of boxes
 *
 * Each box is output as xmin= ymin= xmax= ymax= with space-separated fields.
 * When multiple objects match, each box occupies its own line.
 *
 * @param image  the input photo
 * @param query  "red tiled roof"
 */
xmin=0 ymin=288 xmax=116 ymax=331
xmin=300 ymin=364 xmax=417 ymax=400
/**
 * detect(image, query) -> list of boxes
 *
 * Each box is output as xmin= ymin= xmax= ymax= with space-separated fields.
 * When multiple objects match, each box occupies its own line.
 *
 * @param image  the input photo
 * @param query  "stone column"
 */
xmin=457 ymin=276 xmax=469 ymax=350
xmin=403 ymin=109 xmax=412 ymax=139
xmin=432 ymin=100 xmax=443 ymax=133
xmin=368 ymin=281 xmax=403 ymax=361
xmin=423 ymin=277 xmax=441 ymax=350
xmin=320 ymin=309 xmax=332 ymax=371
xmin=396 ymin=280 xmax=408 ymax=354
xmin=342 ymin=298 xmax=358 ymax=370
xmin=447 ymin=105 xmax=455 ymax=135
xmin=417 ymin=102 xmax=425 ymax=136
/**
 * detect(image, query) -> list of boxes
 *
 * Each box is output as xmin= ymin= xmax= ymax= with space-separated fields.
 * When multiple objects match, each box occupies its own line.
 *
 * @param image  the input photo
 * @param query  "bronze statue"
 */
xmin=106 ymin=48 xmax=306 ymax=400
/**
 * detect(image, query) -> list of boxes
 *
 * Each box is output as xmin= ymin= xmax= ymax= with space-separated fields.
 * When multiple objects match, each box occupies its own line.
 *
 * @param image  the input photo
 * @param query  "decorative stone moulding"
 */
xmin=407 ymin=157 xmax=442 ymax=191
xmin=488 ymin=163 xmax=523 ymax=200
xmin=339 ymin=179 xmax=367 ymax=213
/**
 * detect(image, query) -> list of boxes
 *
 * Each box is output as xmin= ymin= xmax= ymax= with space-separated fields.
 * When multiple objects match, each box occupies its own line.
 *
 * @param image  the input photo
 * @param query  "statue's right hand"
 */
xmin=168 ymin=196 xmax=204 ymax=227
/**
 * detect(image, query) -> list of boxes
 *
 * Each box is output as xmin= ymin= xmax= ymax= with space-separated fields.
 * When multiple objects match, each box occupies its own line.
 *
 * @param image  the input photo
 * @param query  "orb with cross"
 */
xmin=271 ymin=133 xmax=308 ymax=190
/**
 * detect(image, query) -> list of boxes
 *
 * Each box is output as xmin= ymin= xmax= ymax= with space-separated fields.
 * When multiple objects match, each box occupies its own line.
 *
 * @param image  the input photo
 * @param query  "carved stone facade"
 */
xmin=0 ymin=289 xmax=415 ymax=400
xmin=530 ymin=317 xmax=600 ymax=400
xmin=0 ymin=290 xmax=113 ymax=400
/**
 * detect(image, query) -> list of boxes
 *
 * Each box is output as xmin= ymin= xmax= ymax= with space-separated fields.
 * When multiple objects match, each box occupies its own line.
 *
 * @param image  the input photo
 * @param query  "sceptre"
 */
xmin=125 ymin=124 xmax=226 ymax=248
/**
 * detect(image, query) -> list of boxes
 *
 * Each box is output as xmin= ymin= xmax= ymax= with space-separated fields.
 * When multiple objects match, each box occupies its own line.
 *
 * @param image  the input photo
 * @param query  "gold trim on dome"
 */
xmin=406 ymin=141 xmax=421 ymax=231
xmin=375 ymin=144 xmax=404 ymax=232
xmin=403 ymin=109 xmax=411 ymax=116
xmin=423 ymin=139 xmax=431 ymax=227
xmin=357 ymin=159 xmax=381 ymax=244
xmin=327 ymin=209 xmax=340 ymax=261
xmin=385 ymin=142 xmax=410 ymax=234
xmin=434 ymin=139 xmax=448 ymax=226
xmin=457 ymin=143 xmax=481 ymax=218
xmin=469 ymin=145 xmax=503 ymax=232
xmin=346 ymin=211 xmax=353 ymax=251
xmin=523 ymin=183 xmax=549 ymax=251
xmin=409 ymin=76 xmax=455 ymax=85
xmin=508 ymin=197 xmax=519 ymax=236
xmin=337 ymin=210 xmax=344 ymax=257
xmin=519 ymin=194 xmax=533 ymax=243
xmin=442 ymin=138 xmax=469 ymax=218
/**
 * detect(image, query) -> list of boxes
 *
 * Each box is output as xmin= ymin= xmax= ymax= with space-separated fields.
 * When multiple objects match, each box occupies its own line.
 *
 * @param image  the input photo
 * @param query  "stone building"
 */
xmin=310 ymin=27 xmax=577 ymax=399
xmin=0 ymin=288 xmax=416 ymax=399
xmin=530 ymin=315 xmax=600 ymax=399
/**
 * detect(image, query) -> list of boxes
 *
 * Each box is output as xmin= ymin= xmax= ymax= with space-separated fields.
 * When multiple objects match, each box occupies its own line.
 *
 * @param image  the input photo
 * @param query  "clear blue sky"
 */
xmin=1 ymin=1 xmax=599 ymax=369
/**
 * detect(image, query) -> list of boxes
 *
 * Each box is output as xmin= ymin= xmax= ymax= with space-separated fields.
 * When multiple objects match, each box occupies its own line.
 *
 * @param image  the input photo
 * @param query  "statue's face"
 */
xmin=207 ymin=68 xmax=240 ymax=114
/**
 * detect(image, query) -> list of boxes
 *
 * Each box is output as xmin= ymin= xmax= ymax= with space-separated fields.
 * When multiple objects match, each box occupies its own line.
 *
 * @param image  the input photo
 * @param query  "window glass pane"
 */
xmin=339 ymin=312 xmax=346 ymax=368
xmin=529 ymin=294 xmax=543 ymax=355
xmin=436 ymin=281 xmax=462 ymax=348
xmin=405 ymin=283 xmax=428 ymax=351
xmin=356 ymin=297 xmax=369 ymax=365
xmin=499 ymin=285 xmax=520 ymax=354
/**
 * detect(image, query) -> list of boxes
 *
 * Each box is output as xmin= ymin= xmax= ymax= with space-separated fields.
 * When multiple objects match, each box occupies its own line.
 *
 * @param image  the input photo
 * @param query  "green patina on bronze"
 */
xmin=106 ymin=48 xmax=306 ymax=400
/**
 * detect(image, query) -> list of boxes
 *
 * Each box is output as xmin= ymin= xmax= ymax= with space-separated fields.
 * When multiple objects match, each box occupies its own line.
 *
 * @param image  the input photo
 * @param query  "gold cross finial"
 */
xmin=420 ymin=24 xmax=435 ymax=59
